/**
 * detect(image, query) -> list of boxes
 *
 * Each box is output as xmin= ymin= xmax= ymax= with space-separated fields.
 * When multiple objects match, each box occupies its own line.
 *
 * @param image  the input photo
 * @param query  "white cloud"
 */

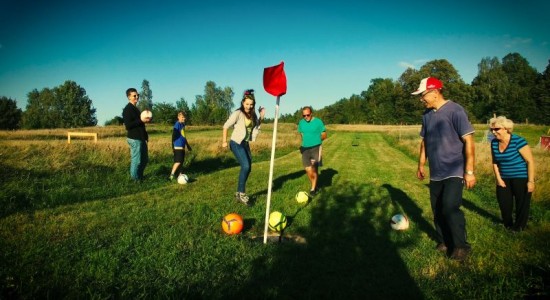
xmin=399 ymin=61 xmax=415 ymax=69
xmin=503 ymin=35 xmax=532 ymax=48
xmin=398 ymin=59 xmax=428 ymax=69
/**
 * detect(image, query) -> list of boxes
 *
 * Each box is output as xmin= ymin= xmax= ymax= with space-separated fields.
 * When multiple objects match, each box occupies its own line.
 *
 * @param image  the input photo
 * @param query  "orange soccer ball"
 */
xmin=222 ymin=213 xmax=244 ymax=235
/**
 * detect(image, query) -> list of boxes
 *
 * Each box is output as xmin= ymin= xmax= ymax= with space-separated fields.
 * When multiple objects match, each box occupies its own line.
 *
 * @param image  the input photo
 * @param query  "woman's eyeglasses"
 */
xmin=490 ymin=128 xmax=502 ymax=132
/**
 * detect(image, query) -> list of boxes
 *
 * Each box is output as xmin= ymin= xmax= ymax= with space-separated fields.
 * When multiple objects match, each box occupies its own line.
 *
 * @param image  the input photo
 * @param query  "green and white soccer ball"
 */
xmin=268 ymin=211 xmax=287 ymax=232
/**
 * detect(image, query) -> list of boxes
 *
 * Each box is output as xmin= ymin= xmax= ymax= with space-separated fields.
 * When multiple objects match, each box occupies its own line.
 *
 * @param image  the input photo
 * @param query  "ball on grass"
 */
xmin=390 ymin=214 xmax=409 ymax=230
xmin=268 ymin=211 xmax=287 ymax=232
xmin=295 ymin=191 xmax=310 ymax=204
xmin=222 ymin=213 xmax=243 ymax=235
xmin=177 ymin=174 xmax=189 ymax=184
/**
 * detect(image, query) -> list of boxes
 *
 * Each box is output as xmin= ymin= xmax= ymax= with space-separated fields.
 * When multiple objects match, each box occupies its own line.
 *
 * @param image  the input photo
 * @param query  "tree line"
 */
xmin=279 ymin=53 xmax=550 ymax=125
xmin=0 ymin=52 xmax=548 ymax=130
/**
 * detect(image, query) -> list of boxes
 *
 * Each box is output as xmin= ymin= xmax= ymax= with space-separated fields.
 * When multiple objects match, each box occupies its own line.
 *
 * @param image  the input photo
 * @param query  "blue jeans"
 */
xmin=127 ymin=138 xmax=148 ymax=180
xmin=230 ymin=140 xmax=251 ymax=193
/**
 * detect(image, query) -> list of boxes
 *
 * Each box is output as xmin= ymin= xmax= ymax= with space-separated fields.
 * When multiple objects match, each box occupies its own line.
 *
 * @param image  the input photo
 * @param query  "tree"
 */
xmin=176 ymin=97 xmax=192 ymax=124
xmin=152 ymin=102 xmax=177 ymax=124
xmin=21 ymin=81 xmax=97 ymax=129
xmin=501 ymin=53 xmax=538 ymax=122
xmin=105 ymin=116 xmax=123 ymax=126
xmin=190 ymin=81 xmax=234 ymax=125
xmin=0 ymin=97 xmax=22 ymax=129
xmin=533 ymin=60 xmax=550 ymax=124
xmin=471 ymin=57 xmax=510 ymax=121
xmin=138 ymin=79 xmax=153 ymax=111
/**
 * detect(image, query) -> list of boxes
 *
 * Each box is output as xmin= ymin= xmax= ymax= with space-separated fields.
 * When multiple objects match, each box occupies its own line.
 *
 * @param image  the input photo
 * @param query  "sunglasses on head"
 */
xmin=244 ymin=89 xmax=254 ymax=96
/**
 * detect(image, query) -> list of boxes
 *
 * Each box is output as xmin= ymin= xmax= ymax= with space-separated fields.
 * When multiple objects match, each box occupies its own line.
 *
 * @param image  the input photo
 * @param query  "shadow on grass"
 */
xmin=462 ymin=198 xmax=501 ymax=224
xmin=233 ymin=181 xmax=425 ymax=299
xmin=383 ymin=183 xmax=438 ymax=242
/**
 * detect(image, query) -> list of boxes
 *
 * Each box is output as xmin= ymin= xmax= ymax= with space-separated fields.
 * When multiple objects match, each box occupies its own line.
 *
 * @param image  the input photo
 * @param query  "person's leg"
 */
xmin=441 ymin=178 xmax=468 ymax=249
xmin=138 ymin=140 xmax=149 ymax=180
xmin=510 ymin=178 xmax=531 ymax=231
xmin=230 ymin=141 xmax=251 ymax=193
xmin=306 ymin=165 xmax=318 ymax=191
xmin=303 ymin=147 xmax=320 ymax=193
xmin=171 ymin=149 xmax=184 ymax=179
xmin=127 ymin=138 xmax=141 ymax=180
xmin=429 ymin=180 xmax=448 ymax=247
xmin=496 ymin=179 xmax=514 ymax=229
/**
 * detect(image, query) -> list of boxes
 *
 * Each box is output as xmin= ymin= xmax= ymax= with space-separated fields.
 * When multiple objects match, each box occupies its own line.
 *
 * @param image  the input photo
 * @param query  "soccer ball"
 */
xmin=295 ymin=191 xmax=309 ymax=204
xmin=222 ymin=213 xmax=243 ymax=235
xmin=390 ymin=214 xmax=409 ymax=230
xmin=177 ymin=174 xmax=189 ymax=184
xmin=140 ymin=110 xmax=152 ymax=121
xmin=268 ymin=211 xmax=287 ymax=232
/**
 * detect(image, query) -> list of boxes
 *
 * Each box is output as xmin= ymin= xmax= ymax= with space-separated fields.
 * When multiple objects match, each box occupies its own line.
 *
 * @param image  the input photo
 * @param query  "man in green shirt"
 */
xmin=298 ymin=106 xmax=327 ymax=196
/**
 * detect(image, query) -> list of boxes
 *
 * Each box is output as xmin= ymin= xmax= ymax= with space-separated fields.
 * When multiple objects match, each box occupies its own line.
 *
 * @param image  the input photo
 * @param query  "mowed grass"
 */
xmin=0 ymin=124 xmax=549 ymax=299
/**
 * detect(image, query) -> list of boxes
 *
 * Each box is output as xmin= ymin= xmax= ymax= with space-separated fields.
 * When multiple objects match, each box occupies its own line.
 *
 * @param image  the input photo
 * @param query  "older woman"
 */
xmin=489 ymin=116 xmax=536 ymax=231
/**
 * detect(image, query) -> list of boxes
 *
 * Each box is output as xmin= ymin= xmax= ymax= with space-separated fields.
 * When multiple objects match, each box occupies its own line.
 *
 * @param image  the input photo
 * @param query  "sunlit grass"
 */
xmin=1 ymin=124 xmax=548 ymax=298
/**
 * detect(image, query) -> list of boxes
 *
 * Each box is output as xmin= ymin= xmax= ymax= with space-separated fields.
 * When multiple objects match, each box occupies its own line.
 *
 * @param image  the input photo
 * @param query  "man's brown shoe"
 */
xmin=450 ymin=247 xmax=471 ymax=262
xmin=436 ymin=243 xmax=448 ymax=253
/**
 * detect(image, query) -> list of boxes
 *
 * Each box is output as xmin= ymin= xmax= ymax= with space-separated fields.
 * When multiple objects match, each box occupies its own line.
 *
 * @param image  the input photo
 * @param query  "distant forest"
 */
xmin=277 ymin=53 xmax=550 ymax=125
xmin=1 ymin=52 xmax=548 ymax=130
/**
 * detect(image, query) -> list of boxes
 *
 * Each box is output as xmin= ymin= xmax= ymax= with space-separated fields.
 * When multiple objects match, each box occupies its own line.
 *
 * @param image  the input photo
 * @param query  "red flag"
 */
xmin=263 ymin=61 xmax=287 ymax=97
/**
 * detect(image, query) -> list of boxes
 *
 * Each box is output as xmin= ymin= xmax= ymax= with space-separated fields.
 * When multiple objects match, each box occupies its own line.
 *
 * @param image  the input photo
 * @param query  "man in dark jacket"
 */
xmin=122 ymin=88 xmax=150 ymax=181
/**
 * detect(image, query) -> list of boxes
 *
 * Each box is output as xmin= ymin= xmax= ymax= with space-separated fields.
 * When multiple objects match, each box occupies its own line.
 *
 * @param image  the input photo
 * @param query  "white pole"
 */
xmin=263 ymin=96 xmax=281 ymax=244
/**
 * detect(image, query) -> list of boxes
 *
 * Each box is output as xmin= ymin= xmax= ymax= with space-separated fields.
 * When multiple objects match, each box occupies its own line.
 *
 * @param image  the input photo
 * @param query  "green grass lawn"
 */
xmin=1 ymin=128 xmax=548 ymax=299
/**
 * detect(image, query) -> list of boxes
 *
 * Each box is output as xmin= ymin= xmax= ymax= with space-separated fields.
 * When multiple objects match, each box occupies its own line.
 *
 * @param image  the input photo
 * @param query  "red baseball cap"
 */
xmin=411 ymin=77 xmax=443 ymax=95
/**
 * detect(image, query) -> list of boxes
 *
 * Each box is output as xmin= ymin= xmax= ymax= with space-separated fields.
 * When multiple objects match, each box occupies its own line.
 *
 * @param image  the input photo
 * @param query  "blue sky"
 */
xmin=1 ymin=0 xmax=549 ymax=125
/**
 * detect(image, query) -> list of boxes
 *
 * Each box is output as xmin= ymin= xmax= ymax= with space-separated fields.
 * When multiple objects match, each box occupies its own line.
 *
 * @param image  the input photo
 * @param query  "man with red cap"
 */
xmin=412 ymin=77 xmax=476 ymax=262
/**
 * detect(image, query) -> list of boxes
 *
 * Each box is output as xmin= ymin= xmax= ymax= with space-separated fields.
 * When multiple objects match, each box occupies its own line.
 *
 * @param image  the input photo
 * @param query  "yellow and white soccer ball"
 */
xmin=268 ymin=211 xmax=287 ymax=232
xmin=295 ymin=191 xmax=310 ymax=204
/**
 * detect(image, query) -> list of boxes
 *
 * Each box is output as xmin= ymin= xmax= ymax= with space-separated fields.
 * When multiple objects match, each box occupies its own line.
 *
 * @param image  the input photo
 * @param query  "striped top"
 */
xmin=491 ymin=134 xmax=528 ymax=178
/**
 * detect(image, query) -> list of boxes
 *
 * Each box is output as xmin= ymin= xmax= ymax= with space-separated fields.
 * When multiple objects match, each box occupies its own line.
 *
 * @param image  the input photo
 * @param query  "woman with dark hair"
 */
xmin=222 ymin=89 xmax=265 ymax=205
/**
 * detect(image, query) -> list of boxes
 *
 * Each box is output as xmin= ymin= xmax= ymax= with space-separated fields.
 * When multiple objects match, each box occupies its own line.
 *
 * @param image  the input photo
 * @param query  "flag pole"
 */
xmin=263 ymin=95 xmax=280 ymax=244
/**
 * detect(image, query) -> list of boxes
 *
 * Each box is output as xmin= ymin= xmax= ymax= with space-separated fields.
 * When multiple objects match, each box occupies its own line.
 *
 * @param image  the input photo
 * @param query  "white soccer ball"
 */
xmin=390 ymin=214 xmax=409 ymax=230
xmin=140 ymin=110 xmax=152 ymax=121
xmin=177 ymin=174 xmax=189 ymax=184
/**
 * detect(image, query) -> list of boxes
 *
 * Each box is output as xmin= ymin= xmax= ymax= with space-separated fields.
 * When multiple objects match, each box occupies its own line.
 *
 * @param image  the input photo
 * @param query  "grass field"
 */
xmin=1 ymin=123 xmax=549 ymax=299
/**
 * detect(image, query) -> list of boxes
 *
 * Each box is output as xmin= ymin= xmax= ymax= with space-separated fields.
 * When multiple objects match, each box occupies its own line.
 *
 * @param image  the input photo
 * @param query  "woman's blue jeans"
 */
xmin=230 ymin=140 xmax=251 ymax=193
xmin=127 ymin=138 xmax=148 ymax=180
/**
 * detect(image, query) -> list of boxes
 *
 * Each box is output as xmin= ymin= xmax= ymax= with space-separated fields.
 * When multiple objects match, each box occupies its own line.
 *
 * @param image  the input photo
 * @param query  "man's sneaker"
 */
xmin=309 ymin=189 xmax=317 ymax=197
xmin=450 ymin=247 xmax=471 ymax=262
xmin=436 ymin=243 xmax=448 ymax=253
xmin=235 ymin=192 xmax=250 ymax=206
xmin=169 ymin=174 xmax=175 ymax=181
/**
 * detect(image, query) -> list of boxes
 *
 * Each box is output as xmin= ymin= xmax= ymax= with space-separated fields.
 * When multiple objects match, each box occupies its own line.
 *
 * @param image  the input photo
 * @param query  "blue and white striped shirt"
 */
xmin=491 ymin=134 xmax=528 ymax=178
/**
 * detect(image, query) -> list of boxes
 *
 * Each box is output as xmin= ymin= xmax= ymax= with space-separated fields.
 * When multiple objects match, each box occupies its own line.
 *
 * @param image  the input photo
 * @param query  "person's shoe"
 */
xmin=169 ymin=174 xmax=175 ymax=181
xmin=236 ymin=192 xmax=250 ymax=206
xmin=436 ymin=243 xmax=448 ymax=253
xmin=450 ymin=247 xmax=471 ymax=262
xmin=309 ymin=189 xmax=317 ymax=197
